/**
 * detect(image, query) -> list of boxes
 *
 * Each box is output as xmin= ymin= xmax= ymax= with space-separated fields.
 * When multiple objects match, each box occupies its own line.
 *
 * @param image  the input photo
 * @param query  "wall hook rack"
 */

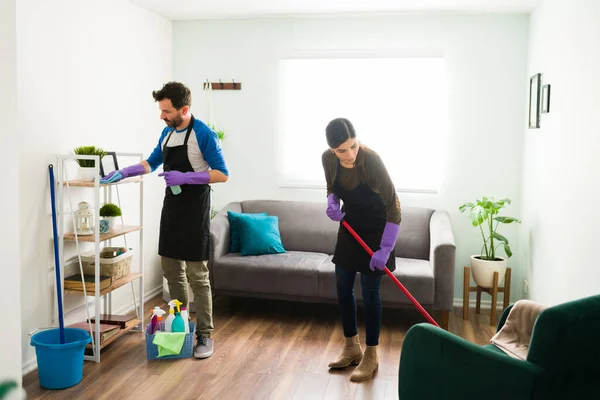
xmin=204 ymin=78 xmax=241 ymax=90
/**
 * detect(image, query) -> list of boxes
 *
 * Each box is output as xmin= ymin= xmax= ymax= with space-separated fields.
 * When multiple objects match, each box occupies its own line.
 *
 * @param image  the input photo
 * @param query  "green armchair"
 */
xmin=398 ymin=294 xmax=600 ymax=399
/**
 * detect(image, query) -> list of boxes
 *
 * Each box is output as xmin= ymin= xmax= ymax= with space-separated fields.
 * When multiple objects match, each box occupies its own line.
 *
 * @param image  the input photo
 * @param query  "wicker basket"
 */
xmin=80 ymin=247 xmax=133 ymax=281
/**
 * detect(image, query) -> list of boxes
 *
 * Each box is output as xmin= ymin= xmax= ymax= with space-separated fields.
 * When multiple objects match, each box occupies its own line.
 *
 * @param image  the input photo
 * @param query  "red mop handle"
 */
xmin=342 ymin=220 xmax=440 ymax=328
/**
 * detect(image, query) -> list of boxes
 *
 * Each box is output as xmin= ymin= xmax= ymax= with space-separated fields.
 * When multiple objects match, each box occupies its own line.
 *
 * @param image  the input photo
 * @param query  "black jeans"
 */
xmin=335 ymin=264 xmax=383 ymax=346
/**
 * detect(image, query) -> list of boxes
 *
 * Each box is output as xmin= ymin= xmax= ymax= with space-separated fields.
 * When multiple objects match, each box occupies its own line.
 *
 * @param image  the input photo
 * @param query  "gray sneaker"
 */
xmin=194 ymin=335 xmax=214 ymax=359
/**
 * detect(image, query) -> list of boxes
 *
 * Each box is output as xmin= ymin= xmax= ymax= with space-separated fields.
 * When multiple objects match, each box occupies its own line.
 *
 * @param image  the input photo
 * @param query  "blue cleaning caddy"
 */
xmin=145 ymin=321 xmax=195 ymax=360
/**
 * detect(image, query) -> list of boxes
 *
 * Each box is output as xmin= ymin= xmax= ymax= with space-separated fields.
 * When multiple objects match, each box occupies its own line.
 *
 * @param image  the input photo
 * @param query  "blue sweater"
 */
xmin=146 ymin=118 xmax=228 ymax=176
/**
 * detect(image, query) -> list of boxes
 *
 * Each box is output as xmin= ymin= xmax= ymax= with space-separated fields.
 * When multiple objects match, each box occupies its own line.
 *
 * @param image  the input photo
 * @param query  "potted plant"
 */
xmin=73 ymin=146 xmax=106 ymax=181
xmin=99 ymin=203 xmax=122 ymax=231
xmin=459 ymin=197 xmax=521 ymax=288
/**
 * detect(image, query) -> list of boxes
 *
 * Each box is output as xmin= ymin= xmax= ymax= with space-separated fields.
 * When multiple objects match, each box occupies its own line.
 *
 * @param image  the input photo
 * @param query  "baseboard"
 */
xmin=22 ymin=358 xmax=38 ymax=377
xmin=453 ymin=297 xmax=506 ymax=310
xmin=22 ymin=285 xmax=162 ymax=377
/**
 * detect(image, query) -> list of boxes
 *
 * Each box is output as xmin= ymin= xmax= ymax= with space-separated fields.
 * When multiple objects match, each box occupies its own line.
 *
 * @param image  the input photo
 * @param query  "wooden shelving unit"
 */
xmin=63 ymin=225 xmax=142 ymax=242
xmin=65 ymin=273 xmax=143 ymax=296
xmin=63 ymin=177 xmax=142 ymax=188
xmin=84 ymin=318 xmax=143 ymax=351
xmin=56 ymin=153 xmax=145 ymax=363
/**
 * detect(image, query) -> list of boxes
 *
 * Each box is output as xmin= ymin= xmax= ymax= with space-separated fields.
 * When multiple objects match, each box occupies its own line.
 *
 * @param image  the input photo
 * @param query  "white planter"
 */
xmin=470 ymin=255 xmax=507 ymax=288
xmin=101 ymin=216 xmax=121 ymax=231
xmin=109 ymin=216 xmax=121 ymax=231
xmin=78 ymin=166 xmax=97 ymax=182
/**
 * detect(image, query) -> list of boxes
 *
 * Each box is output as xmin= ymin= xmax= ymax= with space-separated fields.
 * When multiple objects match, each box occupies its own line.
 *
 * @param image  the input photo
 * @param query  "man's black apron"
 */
xmin=331 ymin=160 xmax=396 ymax=275
xmin=158 ymin=115 xmax=211 ymax=261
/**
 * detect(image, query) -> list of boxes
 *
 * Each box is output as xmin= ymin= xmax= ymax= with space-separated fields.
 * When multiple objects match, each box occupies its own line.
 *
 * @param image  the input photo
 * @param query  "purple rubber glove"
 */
xmin=157 ymin=171 xmax=210 ymax=187
xmin=326 ymin=193 xmax=345 ymax=222
xmin=100 ymin=163 xmax=146 ymax=184
xmin=370 ymin=222 xmax=400 ymax=271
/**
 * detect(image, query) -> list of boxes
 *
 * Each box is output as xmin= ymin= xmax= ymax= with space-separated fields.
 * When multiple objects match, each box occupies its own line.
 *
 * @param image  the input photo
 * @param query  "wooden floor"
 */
xmin=24 ymin=295 xmax=497 ymax=400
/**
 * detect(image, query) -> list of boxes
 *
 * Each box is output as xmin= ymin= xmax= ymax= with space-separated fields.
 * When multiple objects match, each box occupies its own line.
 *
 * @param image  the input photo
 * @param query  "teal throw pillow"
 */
xmin=227 ymin=211 xmax=267 ymax=253
xmin=237 ymin=215 xmax=286 ymax=256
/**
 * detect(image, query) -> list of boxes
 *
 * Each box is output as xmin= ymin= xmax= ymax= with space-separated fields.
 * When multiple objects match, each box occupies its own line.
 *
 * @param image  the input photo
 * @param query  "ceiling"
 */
xmin=132 ymin=0 xmax=542 ymax=21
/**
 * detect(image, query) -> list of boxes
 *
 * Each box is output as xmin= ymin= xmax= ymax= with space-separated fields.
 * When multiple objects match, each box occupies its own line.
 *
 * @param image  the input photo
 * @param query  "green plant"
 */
xmin=100 ymin=203 xmax=122 ymax=217
xmin=208 ymin=124 xmax=225 ymax=140
xmin=73 ymin=146 xmax=106 ymax=167
xmin=459 ymin=197 xmax=521 ymax=261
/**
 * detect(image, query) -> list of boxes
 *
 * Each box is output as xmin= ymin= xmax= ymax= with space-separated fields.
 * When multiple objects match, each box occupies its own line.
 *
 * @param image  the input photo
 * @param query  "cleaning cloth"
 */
xmin=152 ymin=332 xmax=186 ymax=357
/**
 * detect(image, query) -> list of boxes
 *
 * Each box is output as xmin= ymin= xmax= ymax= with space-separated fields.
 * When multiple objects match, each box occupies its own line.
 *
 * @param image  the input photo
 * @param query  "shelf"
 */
xmin=62 ymin=177 xmax=143 ymax=187
xmin=65 ymin=273 xmax=142 ymax=297
xmin=64 ymin=225 xmax=142 ymax=242
xmin=85 ymin=318 xmax=143 ymax=351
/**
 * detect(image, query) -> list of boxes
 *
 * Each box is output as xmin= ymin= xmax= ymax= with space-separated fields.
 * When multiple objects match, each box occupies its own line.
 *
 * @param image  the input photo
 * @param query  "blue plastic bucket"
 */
xmin=30 ymin=328 xmax=92 ymax=389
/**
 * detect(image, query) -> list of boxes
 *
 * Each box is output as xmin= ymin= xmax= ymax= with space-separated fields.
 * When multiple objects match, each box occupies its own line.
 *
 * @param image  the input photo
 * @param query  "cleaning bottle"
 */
xmin=149 ymin=307 xmax=166 ymax=334
xmin=171 ymin=299 xmax=185 ymax=333
xmin=164 ymin=300 xmax=177 ymax=332
xmin=180 ymin=306 xmax=190 ymax=334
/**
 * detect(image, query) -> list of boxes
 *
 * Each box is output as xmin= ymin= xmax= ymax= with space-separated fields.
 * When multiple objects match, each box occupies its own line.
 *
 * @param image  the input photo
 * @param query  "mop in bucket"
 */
xmin=342 ymin=220 xmax=440 ymax=328
xmin=29 ymin=165 xmax=91 ymax=390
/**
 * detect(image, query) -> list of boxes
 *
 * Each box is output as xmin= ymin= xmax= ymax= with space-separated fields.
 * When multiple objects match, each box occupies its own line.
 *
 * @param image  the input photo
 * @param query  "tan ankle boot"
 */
xmin=350 ymin=345 xmax=378 ymax=382
xmin=328 ymin=335 xmax=363 ymax=369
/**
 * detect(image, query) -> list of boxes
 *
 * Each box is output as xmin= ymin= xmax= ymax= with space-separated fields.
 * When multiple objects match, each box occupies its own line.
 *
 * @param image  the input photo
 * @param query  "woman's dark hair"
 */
xmin=152 ymin=81 xmax=192 ymax=109
xmin=325 ymin=118 xmax=356 ymax=149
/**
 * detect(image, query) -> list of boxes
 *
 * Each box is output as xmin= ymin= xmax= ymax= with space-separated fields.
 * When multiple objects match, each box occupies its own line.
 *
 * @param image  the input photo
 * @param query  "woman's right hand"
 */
xmin=326 ymin=193 xmax=345 ymax=222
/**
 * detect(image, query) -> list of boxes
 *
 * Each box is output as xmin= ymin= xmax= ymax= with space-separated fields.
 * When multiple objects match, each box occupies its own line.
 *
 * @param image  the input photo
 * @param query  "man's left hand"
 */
xmin=158 ymin=171 xmax=210 ymax=186
xmin=158 ymin=171 xmax=188 ymax=187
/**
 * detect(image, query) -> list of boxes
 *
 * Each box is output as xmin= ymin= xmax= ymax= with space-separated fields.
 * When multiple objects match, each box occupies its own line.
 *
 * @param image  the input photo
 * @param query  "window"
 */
xmin=277 ymin=53 xmax=449 ymax=193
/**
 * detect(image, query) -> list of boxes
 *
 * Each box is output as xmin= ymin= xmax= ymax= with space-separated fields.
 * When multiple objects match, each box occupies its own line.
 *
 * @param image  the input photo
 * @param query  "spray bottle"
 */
xmin=171 ymin=299 xmax=185 ymax=333
xmin=164 ymin=165 xmax=182 ymax=195
xmin=164 ymin=300 xmax=177 ymax=332
xmin=180 ymin=306 xmax=190 ymax=334
xmin=149 ymin=306 xmax=166 ymax=334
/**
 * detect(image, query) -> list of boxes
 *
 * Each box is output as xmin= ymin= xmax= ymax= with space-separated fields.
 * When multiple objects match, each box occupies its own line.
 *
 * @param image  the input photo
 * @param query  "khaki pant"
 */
xmin=161 ymin=257 xmax=214 ymax=337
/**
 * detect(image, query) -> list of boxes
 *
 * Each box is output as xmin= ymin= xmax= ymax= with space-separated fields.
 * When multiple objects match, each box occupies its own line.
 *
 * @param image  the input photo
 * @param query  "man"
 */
xmin=101 ymin=81 xmax=229 ymax=358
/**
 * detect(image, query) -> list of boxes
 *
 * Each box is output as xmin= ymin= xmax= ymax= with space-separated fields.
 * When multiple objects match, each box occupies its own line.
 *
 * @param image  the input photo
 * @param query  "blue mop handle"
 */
xmin=49 ymin=165 xmax=65 ymax=344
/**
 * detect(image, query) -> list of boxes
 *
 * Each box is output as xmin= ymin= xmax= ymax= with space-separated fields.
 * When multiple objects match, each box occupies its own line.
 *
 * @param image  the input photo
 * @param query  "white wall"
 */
xmin=172 ymin=14 xmax=529 ymax=303
xmin=17 ymin=0 xmax=171 ymax=374
xmin=0 ymin=0 xmax=22 ymax=385
xmin=521 ymin=0 xmax=600 ymax=305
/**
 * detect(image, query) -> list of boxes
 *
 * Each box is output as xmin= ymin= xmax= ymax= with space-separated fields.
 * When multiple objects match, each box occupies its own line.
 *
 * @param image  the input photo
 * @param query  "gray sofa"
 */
xmin=208 ymin=199 xmax=456 ymax=329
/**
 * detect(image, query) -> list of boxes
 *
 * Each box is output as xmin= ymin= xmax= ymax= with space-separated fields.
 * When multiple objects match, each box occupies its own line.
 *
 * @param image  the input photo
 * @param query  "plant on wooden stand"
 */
xmin=73 ymin=145 xmax=106 ymax=181
xmin=459 ymin=197 xmax=521 ymax=288
xmin=100 ymin=203 xmax=122 ymax=232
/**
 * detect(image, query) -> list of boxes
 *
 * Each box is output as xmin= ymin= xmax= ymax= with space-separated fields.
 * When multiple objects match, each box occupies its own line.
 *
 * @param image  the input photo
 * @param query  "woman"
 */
xmin=322 ymin=117 xmax=402 ymax=382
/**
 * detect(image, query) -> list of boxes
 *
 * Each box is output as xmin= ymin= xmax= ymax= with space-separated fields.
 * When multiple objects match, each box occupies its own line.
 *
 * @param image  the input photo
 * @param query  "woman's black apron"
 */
xmin=331 ymin=161 xmax=396 ymax=275
xmin=158 ymin=116 xmax=211 ymax=262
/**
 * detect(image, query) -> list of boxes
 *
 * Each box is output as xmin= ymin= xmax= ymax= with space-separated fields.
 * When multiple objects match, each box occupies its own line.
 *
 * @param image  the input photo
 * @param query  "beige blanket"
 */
xmin=490 ymin=299 xmax=546 ymax=360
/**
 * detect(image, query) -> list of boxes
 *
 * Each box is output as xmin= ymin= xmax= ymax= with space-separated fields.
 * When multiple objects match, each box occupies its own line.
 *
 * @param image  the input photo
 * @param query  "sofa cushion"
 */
xmin=395 ymin=207 xmax=435 ymax=261
xmin=227 ymin=210 xmax=267 ymax=253
xmin=241 ymin=200 xmax=338 ymax=255
xmin=317 ymin=256 xmax=434 ymax=305
xmin=238 ymin=215 xmax=286 ymax=256
xmin=213 ymin=251 xmax=327 ymax=297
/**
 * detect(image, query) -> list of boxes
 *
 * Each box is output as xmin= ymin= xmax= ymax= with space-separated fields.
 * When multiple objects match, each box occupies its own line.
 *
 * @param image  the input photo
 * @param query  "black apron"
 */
xmin=158 ymin=115 xmax=211 ymax=261
xmin=331 ymin=161 xmax=396 ymax=275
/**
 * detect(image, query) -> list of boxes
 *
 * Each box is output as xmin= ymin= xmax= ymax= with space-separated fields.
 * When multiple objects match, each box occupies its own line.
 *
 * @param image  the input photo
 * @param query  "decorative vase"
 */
xmin=99 ymin=219 xmax=110 ymax=234
xmin=78 ymin=166 xmax=96 ymax=182
xmin=470 ymin=255 xmax=507 ymax=288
